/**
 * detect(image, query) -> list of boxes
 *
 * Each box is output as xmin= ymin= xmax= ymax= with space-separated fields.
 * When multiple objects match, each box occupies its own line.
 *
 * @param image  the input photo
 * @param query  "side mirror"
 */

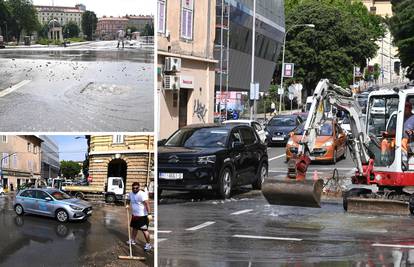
xmin=45 ymin=197 xmax=52 ymax=201
xmin=232 ymin=141 xmax=245 ymax=150
xmin=119 ymin=183 xmax=122 ymax=189
xmin=158 ymin=139 xmax=167 ymax=146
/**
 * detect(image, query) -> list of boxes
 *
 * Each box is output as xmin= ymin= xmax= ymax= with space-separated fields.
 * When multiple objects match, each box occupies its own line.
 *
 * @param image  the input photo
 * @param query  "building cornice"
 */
xmin=157 ymin=50 xmax=218 ymax=64
xmin=89 ymin=150 xmax=154 ymax=156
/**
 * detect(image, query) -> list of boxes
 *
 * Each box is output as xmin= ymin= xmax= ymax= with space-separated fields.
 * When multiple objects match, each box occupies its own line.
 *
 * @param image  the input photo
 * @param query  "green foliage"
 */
xmin=60 ymin=160 xmax=81 ymax=179
xmin=2 ymin=0 xmax=40 ymax=41
xmin=63 ymin=21 xmax=80 ymax=38
xmin=141 ymin=23 xmax=154 ymax=36
xmin=37 ymin=23 xmax=48 ymax=39
xmin=81 ymin=11 xmax=97 ymax=41
xmin=36 ymin=38 xmax=62 ymax=45
xmin=281 ymin=0 xmax=385 ymax=94
xmin=389 ymin=0 xmax=414 ymax=80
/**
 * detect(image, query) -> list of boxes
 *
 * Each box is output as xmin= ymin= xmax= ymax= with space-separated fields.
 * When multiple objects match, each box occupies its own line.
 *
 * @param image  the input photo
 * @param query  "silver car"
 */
xmin=14 ymin=188 xmax=92 ymax=222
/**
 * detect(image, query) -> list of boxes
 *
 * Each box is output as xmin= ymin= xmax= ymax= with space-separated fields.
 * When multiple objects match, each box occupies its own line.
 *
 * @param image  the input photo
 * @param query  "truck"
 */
xmin=262 ymin=79 xmax=414 ymax=215
xmin=59 ymin=177 xmax=125 ymax=203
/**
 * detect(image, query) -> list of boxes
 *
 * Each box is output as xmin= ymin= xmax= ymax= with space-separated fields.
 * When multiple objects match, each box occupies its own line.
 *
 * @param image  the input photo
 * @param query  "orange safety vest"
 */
xmin=402 ymin=138 xmax=409 ymax=153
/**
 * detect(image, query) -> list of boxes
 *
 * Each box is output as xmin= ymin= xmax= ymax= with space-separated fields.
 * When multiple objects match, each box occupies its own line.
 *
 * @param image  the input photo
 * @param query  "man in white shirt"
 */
xmin=117 ymin=29 xmax=125 ymax=48
xmin=126 ymin=182 xmax=152 ymax=251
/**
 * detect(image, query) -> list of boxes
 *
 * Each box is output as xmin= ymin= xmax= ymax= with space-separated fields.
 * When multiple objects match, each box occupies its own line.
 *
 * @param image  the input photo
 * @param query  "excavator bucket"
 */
xmin=262 ymin=154 xmax=324 ymax=208
xmin=262 ymin=178 xmax=324 ymax=208
xmin=346 ymin=197 xmax=410 ymax=215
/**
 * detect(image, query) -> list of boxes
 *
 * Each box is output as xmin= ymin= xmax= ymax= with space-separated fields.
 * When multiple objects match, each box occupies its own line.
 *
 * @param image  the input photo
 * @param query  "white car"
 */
xmin=370 ymin=99 xmax=386 ymax=116
xmin=223 ymin=120 xmax=267 ymax=144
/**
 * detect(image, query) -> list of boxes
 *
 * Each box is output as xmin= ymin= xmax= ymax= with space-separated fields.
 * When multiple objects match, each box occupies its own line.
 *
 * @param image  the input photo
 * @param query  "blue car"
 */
xmin=14 ymin=188 xmax=93 ymax=223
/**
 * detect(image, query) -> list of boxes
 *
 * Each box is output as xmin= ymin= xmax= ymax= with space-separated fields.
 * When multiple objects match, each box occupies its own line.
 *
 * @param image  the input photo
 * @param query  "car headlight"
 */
xmin=287 ymin=140 xmax=295 ymax=145
xmin=197 ymin=155 xmax=216 ymax=164
xmin=322 ymin=141 xmax=333 ymax=147
xmin=70 ymin=205 xmax=83 ymax=211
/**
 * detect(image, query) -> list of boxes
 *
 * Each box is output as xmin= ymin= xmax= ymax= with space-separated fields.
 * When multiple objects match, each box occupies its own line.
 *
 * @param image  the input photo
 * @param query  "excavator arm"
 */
xmin=262 ymin=79 xmax=373 ymax=208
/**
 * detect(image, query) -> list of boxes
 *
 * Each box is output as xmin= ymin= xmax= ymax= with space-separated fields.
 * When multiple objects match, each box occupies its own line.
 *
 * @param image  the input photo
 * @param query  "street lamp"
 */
xmin=279 ymin=23 xmax=315 ymax=114
xmin=249 ymin=0 xmax=257 ymax=120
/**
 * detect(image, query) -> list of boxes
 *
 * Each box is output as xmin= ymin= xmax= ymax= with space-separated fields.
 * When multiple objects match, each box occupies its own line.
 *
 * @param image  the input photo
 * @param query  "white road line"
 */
xmin=233 ymin=234 xmax=302 ymax=241
xmin=185 ymin=221 xmax=216 ymax=231
xmin=372 ymin=243 xmax=414 ymax=249
xmin=158 ymin=238 xmax=168 ymax=243
xmin=0 ymin=80 xmax=31 ymax=97
xmin=158 ymin=230 xmax=172 ymax=233
xmin=269 ymin=154 xmax=285 ymax=161
xmin=231 ymin=209 xmax=253 ymax=215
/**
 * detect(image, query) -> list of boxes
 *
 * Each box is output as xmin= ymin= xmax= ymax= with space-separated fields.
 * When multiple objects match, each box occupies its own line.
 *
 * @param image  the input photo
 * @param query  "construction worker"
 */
xmin=402 ymin=101 xmax=414 ymax=169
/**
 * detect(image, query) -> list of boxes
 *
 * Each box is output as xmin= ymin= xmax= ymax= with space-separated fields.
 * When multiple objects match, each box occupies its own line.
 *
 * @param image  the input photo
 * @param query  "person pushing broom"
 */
xmin=125 ymin=182 xmax=152 ymax=252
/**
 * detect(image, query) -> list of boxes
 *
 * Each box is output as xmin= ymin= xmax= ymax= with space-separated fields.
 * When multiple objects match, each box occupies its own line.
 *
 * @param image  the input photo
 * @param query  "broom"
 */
xmin=118 ymin=198 xmax=145 ymax=261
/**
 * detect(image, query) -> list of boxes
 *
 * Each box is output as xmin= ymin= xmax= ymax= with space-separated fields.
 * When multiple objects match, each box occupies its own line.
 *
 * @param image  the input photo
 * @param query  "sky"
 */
xmin=50 ymin=135 xmax=88 ymax=162
xmin=32 ymin=0 xmax=155 ymax=17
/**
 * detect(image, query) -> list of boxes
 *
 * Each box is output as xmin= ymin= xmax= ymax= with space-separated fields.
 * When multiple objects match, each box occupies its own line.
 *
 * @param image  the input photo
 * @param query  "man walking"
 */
xmin=117 ymin=29 xmax=125 ymax=48
xmin=126 ymin=182 xmax=152 ymax=251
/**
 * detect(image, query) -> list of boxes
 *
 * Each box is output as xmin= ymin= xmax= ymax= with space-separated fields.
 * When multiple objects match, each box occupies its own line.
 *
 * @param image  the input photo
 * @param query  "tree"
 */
xmin=60 ymin=160 xmax=81 ymax=179
xmin=0 ymin=0 xmax=12 ymax=39
xmin=141 ymin=23 xmax=154 ymax=36
xmin=389 ymin=0 xmax=414 ymax=80
xmin=6 ymin=0 xmax=40 ymax=42
xmin=280 ymin=0 xmax=385 ymax=96
xmin=63 ymin=21 xmax=80 ymax=38
xmin=37 ymin=23 xmax=48 ymax=39
xmin=81 ymin=11 xmax=97 ymax=41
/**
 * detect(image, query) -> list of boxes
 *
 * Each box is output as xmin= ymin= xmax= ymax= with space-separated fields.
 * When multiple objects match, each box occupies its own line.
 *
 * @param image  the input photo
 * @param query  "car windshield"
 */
xmin=373 ymin=99 xmax=385 ymax=107
xmin=294 ymin=121 xmax=332 ymax=136
xmin=269 ymin=117 xmax=296 ymax=127
xmin=165 ymin=127 xmax=229 ymax=148
xmin=50 ymin=190 xmax=71 ymax=200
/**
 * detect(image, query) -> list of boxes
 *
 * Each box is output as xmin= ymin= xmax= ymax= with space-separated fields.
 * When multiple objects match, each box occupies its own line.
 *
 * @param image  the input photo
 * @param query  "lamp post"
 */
xmin=279 ymin=23 xmax=315 ymax=114
xmin=249 ymin=0 xmax=256 ymax=120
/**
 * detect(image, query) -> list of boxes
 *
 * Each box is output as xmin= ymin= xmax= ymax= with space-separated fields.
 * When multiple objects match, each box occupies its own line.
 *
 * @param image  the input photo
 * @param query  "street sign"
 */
xmin=283 ymin=63 xmax=294 ymax=78
xmin=278 ymin=87 xmax=283 ymax=95
xmin=288 ymin=93 xmax=294 ymax=101
xmin=250 ymin=83 xmax=260 ymax=100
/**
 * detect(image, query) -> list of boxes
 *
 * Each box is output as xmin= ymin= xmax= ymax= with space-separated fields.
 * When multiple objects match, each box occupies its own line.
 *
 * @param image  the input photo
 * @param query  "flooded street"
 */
xmin=0 ymin=194 xmax=154 ymax=267
xmin=0 ymin=41 xmax=154 ymax=131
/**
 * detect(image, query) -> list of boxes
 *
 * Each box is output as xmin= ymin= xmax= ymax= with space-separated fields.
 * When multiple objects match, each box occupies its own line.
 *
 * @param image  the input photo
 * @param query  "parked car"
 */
xmin=14 ymin=188 xmax=93 ymax=223
xmin=285 ymin=119 xmax=347 ymax=163
xmin=158 ymin=124 xmax=268 ymax=199
xmin=265 ymin=115 xmax=303 ymax=145
xmin=370 ymin=98 xmax=386 ymax=116
xmin=223 ymin=119 xmax=267 ymax=144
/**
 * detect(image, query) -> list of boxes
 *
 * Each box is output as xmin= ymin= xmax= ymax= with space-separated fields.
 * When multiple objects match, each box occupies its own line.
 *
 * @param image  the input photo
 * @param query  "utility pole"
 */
xmin=250 ymin=0 xmax=256 ymax=120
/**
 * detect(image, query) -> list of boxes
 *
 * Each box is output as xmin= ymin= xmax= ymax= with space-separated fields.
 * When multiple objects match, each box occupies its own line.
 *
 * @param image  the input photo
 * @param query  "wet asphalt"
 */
xmin=0 ymin=194 xmax=154 ymax=267
xmin=0 ymin=41 xmax=154 ymax=132
xmin=158 ymin=146 xmax=414 ymax=266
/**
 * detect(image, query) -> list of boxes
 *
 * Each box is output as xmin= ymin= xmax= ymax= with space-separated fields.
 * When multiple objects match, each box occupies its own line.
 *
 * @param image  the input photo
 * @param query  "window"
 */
xmin=28 ymin=160 xmax=33 ymax=171
xmin=180 ymin=0 xmax=193 ymax=40
xmin=252 ymin=122 xmax=262 ymax=131
xmin=12 ymin=154 xmax=17 ymax=169
xmin=2 ymin=153 xmax=9 ymax=167
xmin=36 ymin=190 xmax=50 ymax=200
xmin=157 ymin=0 xmax=166 ymax=33
xmin=112 ymin=179 xmax=121 ymax=186
xmin=240 ymin=127 xmax=256 ymax=145
xmin=27 ymin=143 xmax=33 ymax=152
xmin=1 ymin=136 xmax=7 ymax=143
xmin=113 ymin=135 xmax=124 ymax=144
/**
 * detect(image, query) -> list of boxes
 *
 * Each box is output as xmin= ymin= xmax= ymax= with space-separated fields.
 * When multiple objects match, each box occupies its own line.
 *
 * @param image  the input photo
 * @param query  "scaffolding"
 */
xmin=215 ymin=0 xmax=231 ymax=122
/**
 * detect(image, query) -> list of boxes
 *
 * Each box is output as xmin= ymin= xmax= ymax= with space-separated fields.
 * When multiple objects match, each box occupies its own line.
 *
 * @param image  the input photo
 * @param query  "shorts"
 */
xmin=130 ymin=215 xmax=149 ymax=231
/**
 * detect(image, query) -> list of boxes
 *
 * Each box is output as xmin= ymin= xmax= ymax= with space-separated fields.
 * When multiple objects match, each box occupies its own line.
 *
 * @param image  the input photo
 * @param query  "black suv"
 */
xmin=158 ymin=124 xmax=268 ymax=199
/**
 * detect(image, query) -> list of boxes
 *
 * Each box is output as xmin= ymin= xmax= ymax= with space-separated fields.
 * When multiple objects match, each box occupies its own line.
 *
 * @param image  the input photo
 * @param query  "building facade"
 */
xmin=87 ymin=135 xmax=154 ymax=193
xmin=0 ymin=135 xmax=42 ymax=191
xmin=39 ymin=135 xmax=60 ymax=180
xmin=157 ymin=0 xmax=217 ymax=138
xmin=126 ymin=15 xmax=154 ymax=32
xmin=35 ymin=4 xmax=85 ymax=32
xmin=96 ymin=16 xmax=129 ymax=40
xmin=362 ymin=0 xmax=406 ymax=84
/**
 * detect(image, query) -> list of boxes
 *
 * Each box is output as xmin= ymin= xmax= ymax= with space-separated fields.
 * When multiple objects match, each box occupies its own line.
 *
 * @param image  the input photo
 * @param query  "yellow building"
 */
xmin=157 ymin=0 xmax=217 ymax=139
xmin=0 ymin=135 xmax=42 ymax=191
xmin=87 ymin=135 xmax=154 ymax=192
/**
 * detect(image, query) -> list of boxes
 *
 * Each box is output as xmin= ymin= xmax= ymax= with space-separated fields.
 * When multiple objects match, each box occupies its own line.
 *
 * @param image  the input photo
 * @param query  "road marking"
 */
xmin=0 ymin=80 xmax=31 ymax=97
xmin=158 ymin=238 xmax=168 ymax=243
xmin=158 ymin=230 xmax=172 ymax=233
xmin=372 ymin=243 xmax=414 ymax=249
xmin=231 ymin=209 xmax=253 ymax=215
xmin=185 ymin=221 xmax=216 ymax=231
xmin=269 ymin=154 xmax=285 ymax=161
xmin=233 ymin=234 xmax=302 ymax=241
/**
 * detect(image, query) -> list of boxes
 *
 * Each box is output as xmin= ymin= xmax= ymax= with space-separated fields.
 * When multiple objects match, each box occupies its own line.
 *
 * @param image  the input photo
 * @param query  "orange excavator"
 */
xmin=262 ymin=79 xmax=414 ymax=215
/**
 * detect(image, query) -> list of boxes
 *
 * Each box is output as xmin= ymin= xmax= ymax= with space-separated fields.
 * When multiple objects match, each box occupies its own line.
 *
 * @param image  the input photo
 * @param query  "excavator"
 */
xmin=262 ymin=79 xmax=414 ymax=215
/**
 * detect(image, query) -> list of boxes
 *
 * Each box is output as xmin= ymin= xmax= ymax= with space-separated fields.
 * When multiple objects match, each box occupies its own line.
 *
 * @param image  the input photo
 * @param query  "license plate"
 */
xmin=272 ymin=137 xmax=284 ymax=141
xmin=159 ymin=172 xmax=183 ymax=180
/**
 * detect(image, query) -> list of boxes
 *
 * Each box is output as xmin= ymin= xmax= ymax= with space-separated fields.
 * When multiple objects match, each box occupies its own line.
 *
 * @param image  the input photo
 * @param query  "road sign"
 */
xmin=278 ymin=87 xmax=283 ymax=95
xmin=250 ymin=83 xmax=260 ymax=100
xmin=288 ymin=93 xmax=294 ymax=101
xmin=283 ymin=63 xmax=294 ymax=78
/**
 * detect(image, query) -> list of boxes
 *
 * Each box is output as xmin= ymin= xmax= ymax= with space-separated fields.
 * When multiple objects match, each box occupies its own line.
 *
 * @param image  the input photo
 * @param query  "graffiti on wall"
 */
xmin=193 ymin=99 xmax=207 ymax=123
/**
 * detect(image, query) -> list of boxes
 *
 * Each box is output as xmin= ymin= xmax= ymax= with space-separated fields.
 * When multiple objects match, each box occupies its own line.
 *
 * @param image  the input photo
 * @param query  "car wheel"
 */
xmin=218 ymin=167 xmax=232 ymax=199
xmin=56 ymin=209 xmax=69 ymax=223
xmin=15 ymin=204 xmax=24 ymax=216
xmin=342 ymin=147 xmax=347 ymax=159
xmin=253 ymin=162 xmax=268 ymax=190
xmin=75 ymin=192 xmax=85 ymax=200
xmin=105 ymin=194 xmax=116 ymax=203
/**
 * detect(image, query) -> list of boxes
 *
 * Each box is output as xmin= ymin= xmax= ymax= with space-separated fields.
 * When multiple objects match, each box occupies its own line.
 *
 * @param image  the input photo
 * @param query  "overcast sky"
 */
xmin=51 ymin=135 xmax=88 ymax=162
xmin=33 ymin=0 xmax=155 ymax=17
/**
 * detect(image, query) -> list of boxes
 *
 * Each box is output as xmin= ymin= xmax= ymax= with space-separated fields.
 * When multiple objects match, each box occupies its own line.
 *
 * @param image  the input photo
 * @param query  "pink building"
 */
xmin=96 ymin=16 xmax=128 ymax=40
